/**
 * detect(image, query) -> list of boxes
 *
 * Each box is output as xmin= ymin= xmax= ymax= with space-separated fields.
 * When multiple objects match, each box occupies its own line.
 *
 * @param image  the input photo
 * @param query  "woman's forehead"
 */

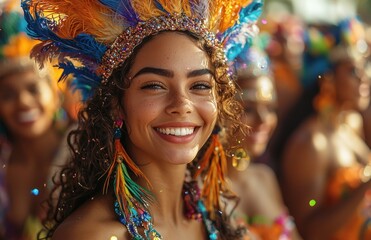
xmin=129 ymin=32 xmax=211 ymax=76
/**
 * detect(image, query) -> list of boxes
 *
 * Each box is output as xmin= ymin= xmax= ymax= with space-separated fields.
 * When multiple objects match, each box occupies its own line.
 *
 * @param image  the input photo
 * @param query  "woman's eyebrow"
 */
xmin=187 ymin=68 xmax=213 ymax=78
xmin=132 ymin=67 xmax=173 ymax=79
xmin=132 ymin=67 xmax=213 ymax=79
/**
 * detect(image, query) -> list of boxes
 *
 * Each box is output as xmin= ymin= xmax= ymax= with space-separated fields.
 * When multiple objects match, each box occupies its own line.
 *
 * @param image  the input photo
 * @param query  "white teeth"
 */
xmin=18 ymin=109 xmax=40 ymax=122
xmin=157 ymin=127 xmax=195 ymax=136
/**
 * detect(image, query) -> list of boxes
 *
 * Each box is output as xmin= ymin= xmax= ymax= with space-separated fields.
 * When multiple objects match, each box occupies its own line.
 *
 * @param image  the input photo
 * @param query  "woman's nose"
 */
xmin=17 ymin=91 xmax=33 ymax=108
xmin=165 ymin=91 xmax=192 ymax=115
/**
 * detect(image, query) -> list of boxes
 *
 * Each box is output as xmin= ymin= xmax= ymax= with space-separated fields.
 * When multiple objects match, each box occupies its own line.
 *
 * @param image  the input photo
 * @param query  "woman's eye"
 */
xmin=28 ymin=84 xmax=41 ymax=95
xmin=191 ymin=82 xmax=212 ymax=90
xmin=140 ymin=82 xmax=165 ymax=90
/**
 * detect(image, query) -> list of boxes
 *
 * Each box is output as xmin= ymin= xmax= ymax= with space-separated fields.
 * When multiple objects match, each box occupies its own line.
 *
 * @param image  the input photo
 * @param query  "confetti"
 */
xmin=309 ymin=199 xmax=316 ymax=207
xmin=31 ymin=188 xmax=39 ymax=196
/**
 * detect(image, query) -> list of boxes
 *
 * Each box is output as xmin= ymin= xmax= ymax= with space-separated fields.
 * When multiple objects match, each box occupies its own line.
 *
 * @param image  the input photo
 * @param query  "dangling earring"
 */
xmin=103 ymin=119 xmax=161 ymax=240
xmin=193 ymin=129 xmax=229 ymax=220
xmin=231 ymin=148 xmax=250 ymax=171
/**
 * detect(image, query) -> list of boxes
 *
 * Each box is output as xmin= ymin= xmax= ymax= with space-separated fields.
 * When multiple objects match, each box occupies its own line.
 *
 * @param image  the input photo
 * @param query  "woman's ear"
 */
xmin=110 ymin=95 xmax=125 ymax=121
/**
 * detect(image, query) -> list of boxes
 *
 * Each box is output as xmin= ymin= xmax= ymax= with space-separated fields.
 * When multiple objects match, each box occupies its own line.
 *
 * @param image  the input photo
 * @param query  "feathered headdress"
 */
xmin=0 ymin=5 xmax=40 ymax=78
xmin=232 ymin=33 xmax=271 ymax=77
xmin=0 ymin=1 xmax=63 ymax=85
xmin=21 ymin=0 xmax=263 ymax=101
xmin=301 ymin=17 xmax=369 ymax=87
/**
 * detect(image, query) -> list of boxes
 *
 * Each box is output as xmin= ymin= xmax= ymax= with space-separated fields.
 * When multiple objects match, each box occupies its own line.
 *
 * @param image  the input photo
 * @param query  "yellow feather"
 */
xmin=30 ymin=0 xmax=123 ymax=44
xmin=209 ymin=0 xmax=252 ymax=32
xmin=131 ymin=0 xmax=163 ymax=20
xmin=207 ymin=0 xmax=223 ymax=31
xmin=182 ymin=0 xmax=192 ymax=16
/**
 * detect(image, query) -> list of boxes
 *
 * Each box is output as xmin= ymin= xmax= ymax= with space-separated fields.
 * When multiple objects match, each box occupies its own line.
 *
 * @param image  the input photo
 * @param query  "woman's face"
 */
xmin=0 ymin=69 xmax=59 ymax=140
xmin=122 ymin=32 xmax=218 ymax=166
xmin=334 ymin=59 xmax=370 ymax=111
xmin=237 ymin=75 xmax=278 ymax=158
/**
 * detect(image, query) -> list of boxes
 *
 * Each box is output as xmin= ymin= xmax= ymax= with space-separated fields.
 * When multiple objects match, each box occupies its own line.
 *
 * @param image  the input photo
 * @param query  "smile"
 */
xmin=156 ymin=127 xmax=195 ymax=136
xmin=18 ymin=109 xmax=40 ymax=123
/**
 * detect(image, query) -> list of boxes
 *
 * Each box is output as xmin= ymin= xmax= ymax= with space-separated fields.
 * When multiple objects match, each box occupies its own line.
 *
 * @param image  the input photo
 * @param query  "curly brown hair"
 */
xmin=41 ymin=30 xmax=247 ymax=240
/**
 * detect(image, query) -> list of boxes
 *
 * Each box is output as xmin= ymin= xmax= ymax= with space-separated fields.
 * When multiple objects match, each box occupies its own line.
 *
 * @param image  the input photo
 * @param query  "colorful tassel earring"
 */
xmin=193 ymin=128 xmax=229 ymax=220
xmin=103 ymin=119 xmax=161 ymax=240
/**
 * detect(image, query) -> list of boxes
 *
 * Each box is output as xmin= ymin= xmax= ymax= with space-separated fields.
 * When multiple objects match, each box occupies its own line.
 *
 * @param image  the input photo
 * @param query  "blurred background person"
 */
xmin=270 ymin=17 xmax=371 ymax=239
xmin=361 ymin=26 xmax=371 ymax=149
xmin=225 ymin=38 xmax=302 ymax=240
xmin=0 ymin=3 xmax=72 ymax=239
xmin=259 ymin=14 xmax=305 ymax=124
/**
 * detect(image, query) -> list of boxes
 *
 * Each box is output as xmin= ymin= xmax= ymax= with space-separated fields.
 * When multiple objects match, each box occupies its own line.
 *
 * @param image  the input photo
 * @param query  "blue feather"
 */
xmin=222 ymin=0 xmax=263 ymax=40
xmin=239 ymin=0 xmax=263 ymax=24
xmin=99 ymin=0 xmax=139 ymax=26
xmin=221 ymin=0 xmax=263 ymax=62
xmin=153 ymin=0 xmax=168 ymax=14
xmin=23 ymin=5 xmax=106 ymax=62
xmin=59 ymin=61 xmax=102 ymax=101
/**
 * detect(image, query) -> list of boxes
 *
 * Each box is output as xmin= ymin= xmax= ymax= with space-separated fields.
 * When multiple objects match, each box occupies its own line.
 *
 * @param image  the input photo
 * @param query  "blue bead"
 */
xmin=114 ymin=128 xmax=122 ymax=139
xmin=127 ymin=223 xmax=137 ymax=235
xmin=209 ymin=232 xmax=218 ymax=240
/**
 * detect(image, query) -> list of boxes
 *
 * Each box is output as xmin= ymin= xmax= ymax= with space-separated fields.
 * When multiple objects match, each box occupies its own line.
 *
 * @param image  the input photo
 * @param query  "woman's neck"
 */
xmin=138 ymin=163 xmax=188 ymax=225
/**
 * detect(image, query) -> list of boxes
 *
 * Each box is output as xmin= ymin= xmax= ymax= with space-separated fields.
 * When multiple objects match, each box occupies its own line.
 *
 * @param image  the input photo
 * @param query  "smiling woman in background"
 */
xmin=225 ymin=39 xmax=302 ymax=240
xmin=271 ymin=18 xmax=371 ymax=240
xmin=0 ymin=6 xmax=71 ymax=240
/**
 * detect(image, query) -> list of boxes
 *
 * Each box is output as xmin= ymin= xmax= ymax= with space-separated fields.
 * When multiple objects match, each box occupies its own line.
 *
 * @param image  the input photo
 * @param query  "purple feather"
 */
xmin=99 ymin=0 xmax=139 ymax=26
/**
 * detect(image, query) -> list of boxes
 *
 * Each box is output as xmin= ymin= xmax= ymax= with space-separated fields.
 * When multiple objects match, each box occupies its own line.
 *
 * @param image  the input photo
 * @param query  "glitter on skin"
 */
xmin=31 ymin=188 xmax=39 ymax=196
xmin=309 ymin=199 xmax=317 ymax=207
xmin=110 ymin=236 xmax=118 ymax=240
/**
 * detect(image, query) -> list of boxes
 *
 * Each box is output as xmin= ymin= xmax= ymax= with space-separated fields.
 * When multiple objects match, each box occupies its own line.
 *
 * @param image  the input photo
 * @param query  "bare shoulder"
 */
xmin=247 ymin=163 xmax=276 ymax=182
xmin=247 ymin=164 xmax=283 ymax=200
xmin=283 ymin=118 xmax=329 ymax=175
xmin=52 ymin=195 xmax=128 ymax=240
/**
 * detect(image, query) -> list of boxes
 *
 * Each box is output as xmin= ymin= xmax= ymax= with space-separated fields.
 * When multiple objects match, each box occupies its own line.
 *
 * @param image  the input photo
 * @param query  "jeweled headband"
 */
xmin=98 ymin=14 xmax=221 ymax=83
xmin=21 ymin=0 xmax=263 ymax=101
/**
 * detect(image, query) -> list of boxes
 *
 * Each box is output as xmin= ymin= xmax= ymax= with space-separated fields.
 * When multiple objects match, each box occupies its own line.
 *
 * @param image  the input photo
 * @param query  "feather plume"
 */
xmin=131 ymin=0 xmax=163 ymax=20
xmin=154 ymin=0 xmax=183 ymax=14
xmin=189 ymin=0 xmax=209 ymax=19
xmin=239 ymin=0 xmax=263 ymax=24
xmin=23 ymin=3 xmax=107 ymax=60
xmin=29 ymin=40 xmax=58 ymax=68
xmin=208 ymin=0 xmax=223 ymax=31
xmin=99 ymin=0 xmax=139 ymax=27
xmin=58 ymin=60 xmax=101 ymax=100
xmin=182 ymin=0 xmax=192 ymax=16
xmin=193 ymin=134 xmax=228 ymax=219
xmin=27 ymin=0 xmax=123 ymax=43
xmin=103 ymin=138 xmax=154 ymax=214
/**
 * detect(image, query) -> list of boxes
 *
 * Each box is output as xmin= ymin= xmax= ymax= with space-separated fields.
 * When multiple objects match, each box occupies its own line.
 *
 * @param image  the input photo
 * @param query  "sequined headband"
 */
xmin=99 ymin=14 xmax=221 ymax=83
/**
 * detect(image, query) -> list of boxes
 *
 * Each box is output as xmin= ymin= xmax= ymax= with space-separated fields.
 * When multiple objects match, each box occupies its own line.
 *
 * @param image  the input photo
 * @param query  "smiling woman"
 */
xmin=0 ymin=7 xmax=70 ymax=240
xmin=19 ymin=0 xmax=264 ymax=239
